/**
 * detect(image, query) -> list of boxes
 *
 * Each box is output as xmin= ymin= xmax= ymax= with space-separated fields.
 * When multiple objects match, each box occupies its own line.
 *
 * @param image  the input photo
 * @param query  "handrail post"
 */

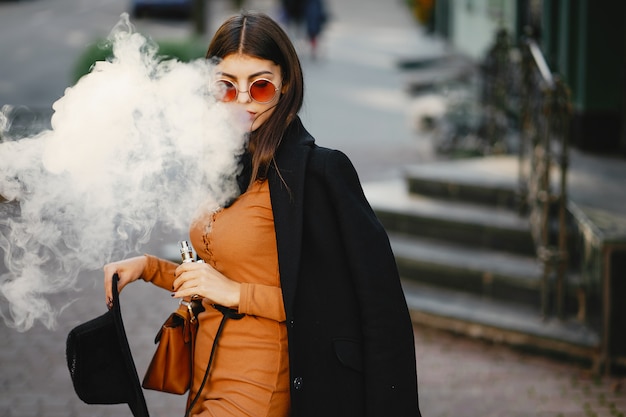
xmin=518 ymin=37 xmax=571 ymax=320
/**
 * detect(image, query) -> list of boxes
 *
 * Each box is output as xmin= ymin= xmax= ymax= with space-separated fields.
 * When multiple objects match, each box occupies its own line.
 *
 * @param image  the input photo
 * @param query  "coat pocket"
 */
xmin=332 ymin=338 xmax=363 ymax=373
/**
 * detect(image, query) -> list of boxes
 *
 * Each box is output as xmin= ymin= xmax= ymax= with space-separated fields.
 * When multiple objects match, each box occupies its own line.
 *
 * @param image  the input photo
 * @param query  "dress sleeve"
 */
xmin=141 ymin=254 xmax=178 ymax=291
xmin=238 ymin=282 xmax=286 ymax=322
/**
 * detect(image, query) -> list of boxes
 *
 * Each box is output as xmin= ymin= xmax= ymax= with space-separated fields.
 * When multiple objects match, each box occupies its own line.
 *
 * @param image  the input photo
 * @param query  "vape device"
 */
xmin=179 ymin=240 xmax=194 ymax=263
xmin=178 ymin=240 xmax=205 ymax=317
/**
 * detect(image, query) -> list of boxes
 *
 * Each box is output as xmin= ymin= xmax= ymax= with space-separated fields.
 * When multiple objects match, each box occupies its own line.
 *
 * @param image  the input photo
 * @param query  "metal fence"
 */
xmin=481 ymin=30 xmax=574 ymax=321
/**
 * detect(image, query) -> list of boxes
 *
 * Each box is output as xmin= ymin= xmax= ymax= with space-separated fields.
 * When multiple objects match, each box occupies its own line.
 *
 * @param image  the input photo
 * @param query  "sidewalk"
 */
xmin=1 ymin=0 xmax=625 ymax=417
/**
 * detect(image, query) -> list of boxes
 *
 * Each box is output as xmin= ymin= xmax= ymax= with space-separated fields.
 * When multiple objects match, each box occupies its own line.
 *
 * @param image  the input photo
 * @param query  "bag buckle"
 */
xmin=179 ymin=299 xmax=196 ymax=322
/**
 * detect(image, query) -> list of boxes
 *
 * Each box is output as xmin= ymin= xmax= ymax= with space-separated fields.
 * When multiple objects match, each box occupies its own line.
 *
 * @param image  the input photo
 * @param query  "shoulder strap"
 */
xmin=184 ymin=305 xmax=244 ymax=417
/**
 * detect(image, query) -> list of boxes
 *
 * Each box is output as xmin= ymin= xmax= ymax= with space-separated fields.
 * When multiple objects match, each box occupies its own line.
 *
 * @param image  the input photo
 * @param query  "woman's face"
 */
xmin=214 ymin=53 xmax=283 ymax=131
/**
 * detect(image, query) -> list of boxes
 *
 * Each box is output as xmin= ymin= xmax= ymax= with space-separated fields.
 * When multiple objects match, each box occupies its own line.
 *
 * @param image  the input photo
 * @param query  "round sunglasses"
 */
xmin=214 ymin=78 xmax=280 ymax=104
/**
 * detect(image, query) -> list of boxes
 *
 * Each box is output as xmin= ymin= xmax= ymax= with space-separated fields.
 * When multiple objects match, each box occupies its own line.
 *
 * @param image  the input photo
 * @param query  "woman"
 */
xmin=104 ymin=11 xmax=421 ymax=417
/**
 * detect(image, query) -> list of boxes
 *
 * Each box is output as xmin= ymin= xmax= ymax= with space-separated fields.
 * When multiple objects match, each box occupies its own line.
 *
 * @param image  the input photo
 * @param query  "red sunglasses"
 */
xmin=214 ymin=78 xmax=279 ymax=104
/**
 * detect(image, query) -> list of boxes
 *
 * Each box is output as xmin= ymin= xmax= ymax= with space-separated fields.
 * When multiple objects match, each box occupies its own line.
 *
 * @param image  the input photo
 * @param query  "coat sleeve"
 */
xmin=322 ymin=149 xmax=421 ymax=416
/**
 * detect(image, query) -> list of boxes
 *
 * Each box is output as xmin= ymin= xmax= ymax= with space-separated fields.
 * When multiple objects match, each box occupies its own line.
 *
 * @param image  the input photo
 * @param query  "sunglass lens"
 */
xmin=215 ymin=80 xmax=237 ymax=102
xmin=250 ymin=79 xmax=276 ymax=103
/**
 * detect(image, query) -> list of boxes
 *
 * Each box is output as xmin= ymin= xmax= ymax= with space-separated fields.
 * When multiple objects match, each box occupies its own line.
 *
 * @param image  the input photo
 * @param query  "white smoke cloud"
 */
xmin=0 ymin=15 xmax=248 ymax=331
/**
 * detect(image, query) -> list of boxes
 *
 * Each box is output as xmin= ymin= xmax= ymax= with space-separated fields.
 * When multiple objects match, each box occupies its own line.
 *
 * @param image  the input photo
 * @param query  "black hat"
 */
xmin=66 ymin=274 xmax=149 ymax=417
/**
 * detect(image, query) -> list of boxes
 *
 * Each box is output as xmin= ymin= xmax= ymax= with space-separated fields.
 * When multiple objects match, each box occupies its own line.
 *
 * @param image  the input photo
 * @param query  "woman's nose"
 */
xmin=236 ymin=89 xmax=252 ymax=103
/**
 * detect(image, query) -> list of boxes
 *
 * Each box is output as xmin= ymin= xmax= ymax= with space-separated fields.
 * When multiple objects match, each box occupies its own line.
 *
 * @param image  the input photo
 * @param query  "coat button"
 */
xmin=289 ymin=319 xmax=295 ymax=328
xmin=293 ymin=376 xmax=303 ymax=390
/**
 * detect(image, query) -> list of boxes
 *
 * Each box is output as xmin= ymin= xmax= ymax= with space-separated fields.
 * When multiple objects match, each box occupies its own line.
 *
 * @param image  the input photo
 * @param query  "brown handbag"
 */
xmin=142 ymin=299 xmax=199 ymax=395
xmin=141 ymin=240 xmax=245 ymax=410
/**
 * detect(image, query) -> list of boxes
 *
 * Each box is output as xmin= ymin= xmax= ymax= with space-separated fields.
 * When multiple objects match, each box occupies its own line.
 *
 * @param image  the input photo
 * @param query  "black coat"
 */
xmin=268 ymin=118 xmax=421 ymax=417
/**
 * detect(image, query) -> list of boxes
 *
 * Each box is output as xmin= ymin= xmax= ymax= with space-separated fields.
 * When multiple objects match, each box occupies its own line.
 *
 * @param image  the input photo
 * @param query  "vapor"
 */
xmin=0 ymin=15 xmax=248 ymax=331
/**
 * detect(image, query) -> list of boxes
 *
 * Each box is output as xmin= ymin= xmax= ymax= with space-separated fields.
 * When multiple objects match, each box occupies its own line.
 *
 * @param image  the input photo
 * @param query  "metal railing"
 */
xmin=480 ymin=30 xmax=574 ymax=320
xmin=480 ymin=29 xmax=518 ymax=152
xmin=518 ymin=38 xmax=572 ymax=319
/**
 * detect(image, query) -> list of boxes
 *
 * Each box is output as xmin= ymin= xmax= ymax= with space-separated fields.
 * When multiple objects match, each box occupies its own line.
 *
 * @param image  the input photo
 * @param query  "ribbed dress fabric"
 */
xmin=143 ymin=180 xmax=290 ymax=417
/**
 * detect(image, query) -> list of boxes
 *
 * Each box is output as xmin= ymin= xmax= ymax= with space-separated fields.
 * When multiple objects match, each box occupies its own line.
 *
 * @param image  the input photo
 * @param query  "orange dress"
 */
xmin=143 ymin=180 xmax=290 ymax=417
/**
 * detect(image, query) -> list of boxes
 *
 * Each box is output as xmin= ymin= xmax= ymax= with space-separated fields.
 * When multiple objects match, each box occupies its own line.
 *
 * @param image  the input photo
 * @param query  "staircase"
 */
xmin=364 ymin=155 xmax=601 ymax=364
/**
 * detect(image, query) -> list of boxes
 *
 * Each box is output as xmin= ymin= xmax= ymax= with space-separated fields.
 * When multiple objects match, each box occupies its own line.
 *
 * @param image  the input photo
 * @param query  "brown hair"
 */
xmin=206 ymin=12 xmax=304 ymax=187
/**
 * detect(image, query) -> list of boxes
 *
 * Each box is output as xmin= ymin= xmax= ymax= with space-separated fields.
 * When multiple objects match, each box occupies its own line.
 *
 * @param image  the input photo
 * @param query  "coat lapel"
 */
xmin=268 ymin=118 xmax=313 ymax=319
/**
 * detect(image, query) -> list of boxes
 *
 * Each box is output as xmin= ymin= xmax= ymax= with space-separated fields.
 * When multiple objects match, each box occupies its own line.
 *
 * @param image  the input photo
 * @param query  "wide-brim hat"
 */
xmin=66 ymin=274 xmax=149 ymax=417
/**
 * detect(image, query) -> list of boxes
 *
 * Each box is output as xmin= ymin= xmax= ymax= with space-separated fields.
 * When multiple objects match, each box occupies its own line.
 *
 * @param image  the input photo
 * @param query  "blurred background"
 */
xmin=1 ymin=0 xmax=626 ymax=416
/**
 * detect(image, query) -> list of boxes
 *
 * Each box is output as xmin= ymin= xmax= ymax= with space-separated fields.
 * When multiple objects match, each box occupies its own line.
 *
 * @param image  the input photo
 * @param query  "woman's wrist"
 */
xmin=229 ymin=281 xmax=241 ymax=309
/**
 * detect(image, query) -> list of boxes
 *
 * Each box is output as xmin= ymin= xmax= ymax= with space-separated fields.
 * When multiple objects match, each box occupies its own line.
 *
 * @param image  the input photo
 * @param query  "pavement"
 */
xmin=1 ymin=0 xmax=626 ymax=416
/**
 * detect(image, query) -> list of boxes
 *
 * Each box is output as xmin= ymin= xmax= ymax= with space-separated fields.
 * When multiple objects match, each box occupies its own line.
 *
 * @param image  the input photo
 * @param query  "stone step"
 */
xmin=365 ymin=178 xmax=535 ymax=256
xmin=401 ymin=279 xmax=601 ymax=363
xmin=403 ymin=156 xmax=521 ymax=209
xmin=389 ymin=232 xmax=550 ymax=308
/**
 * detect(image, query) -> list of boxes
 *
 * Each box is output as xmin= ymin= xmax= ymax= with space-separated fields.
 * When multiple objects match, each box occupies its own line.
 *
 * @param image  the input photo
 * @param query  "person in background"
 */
xmin=281 ymin=0 xmax=306 ymax=24
xmin=104 ymin=11 xmax=421 ymax=417
xmin=303 ymin=0 xmax=327 ymax=58
xmin=281 ymin=0 xmax=328 ymax=59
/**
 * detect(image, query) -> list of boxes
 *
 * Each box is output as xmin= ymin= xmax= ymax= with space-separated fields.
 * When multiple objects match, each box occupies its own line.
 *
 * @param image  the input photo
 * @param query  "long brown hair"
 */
xmin=206 ymin=12 xmax=304 ymax=187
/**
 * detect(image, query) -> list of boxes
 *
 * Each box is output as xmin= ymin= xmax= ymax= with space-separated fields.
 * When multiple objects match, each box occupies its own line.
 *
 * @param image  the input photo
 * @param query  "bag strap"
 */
xmin=184 ymin=304 xmax=244 ymax=417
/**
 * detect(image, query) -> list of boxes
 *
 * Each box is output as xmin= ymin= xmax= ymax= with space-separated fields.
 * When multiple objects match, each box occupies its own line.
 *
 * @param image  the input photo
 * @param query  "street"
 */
xmin=0 ymin=0 xmax=134 ymax=107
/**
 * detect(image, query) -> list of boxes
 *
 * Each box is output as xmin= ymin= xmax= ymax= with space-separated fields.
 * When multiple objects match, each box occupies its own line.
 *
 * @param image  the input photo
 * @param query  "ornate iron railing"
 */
xmin=518 ymin=38 xmax=572 ymax=319
xmin=480 ymin=29 xmax=518 ymax=152
xmin=480 ymin=30 xmax=574 ymax=320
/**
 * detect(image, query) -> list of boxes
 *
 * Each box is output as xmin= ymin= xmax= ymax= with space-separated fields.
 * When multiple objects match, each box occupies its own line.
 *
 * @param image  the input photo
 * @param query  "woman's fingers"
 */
xmin=173 ymin=262 xmax=208 ymax=289
xmin=102 ymin=256 xmax=147 ymax=309
xmin=172 ymin=262 xmax=240 ymax=308
xmin=103 ymin=263 xmax=120 ymax=309
xmin=172 ymin=266 xmax=205 ymax=297
xmin=173 ymin=275 xmax=199 ymax=294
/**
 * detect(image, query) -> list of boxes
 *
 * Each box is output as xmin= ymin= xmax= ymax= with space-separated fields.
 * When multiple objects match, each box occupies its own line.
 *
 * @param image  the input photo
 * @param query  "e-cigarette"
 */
xmin=178 ymin=240 xmax=204 ymax=317
xmin=179 ymin=240 xmax=194 ymax=263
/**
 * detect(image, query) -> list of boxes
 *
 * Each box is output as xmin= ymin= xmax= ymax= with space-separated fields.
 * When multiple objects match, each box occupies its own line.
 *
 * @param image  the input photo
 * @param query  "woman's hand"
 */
xmin=103 ymin=256 xmax=148 ymax=309
xmin=173 ymin=262 xmax=241 ymax=309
